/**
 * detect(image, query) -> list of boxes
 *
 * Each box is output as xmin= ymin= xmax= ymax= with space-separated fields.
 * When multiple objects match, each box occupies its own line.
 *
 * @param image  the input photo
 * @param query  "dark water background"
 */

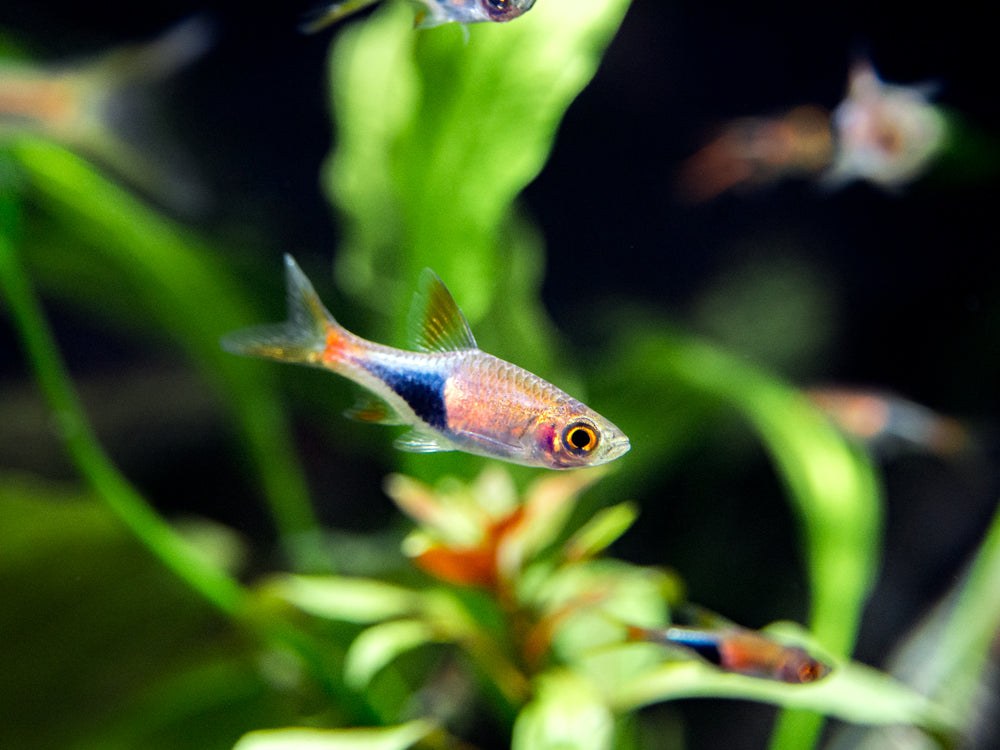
xmin=3 ymin=0 xmax=999 ymax=747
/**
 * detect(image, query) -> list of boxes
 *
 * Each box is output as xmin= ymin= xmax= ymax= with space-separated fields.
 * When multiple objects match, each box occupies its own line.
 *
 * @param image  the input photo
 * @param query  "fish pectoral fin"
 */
xmin=344 ymin=393 xmax=406 ymax=425
xmin=394 ymin=427 xmax=456 ymax=453
xmin=406 ymin=269 xmax=478 ymax=353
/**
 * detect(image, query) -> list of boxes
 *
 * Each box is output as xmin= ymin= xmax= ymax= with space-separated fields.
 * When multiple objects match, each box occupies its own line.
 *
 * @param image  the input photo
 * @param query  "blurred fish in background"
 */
xmin=677 ymin=57 xmax=958 ymax=202
xmin=824 ymin=59 xmax=947 ymax=190
xmin=808 ymin=387 xmax=972 ymax=459
xmin=626 ymin=621 xmax=832 ymax=684
xmin=300 ymin=0 xmax=537 ymax=33
xmin=0 ymin=16 xmax=213 ymax=214
xmin=676 ymin=104 xmax=833 ymax=204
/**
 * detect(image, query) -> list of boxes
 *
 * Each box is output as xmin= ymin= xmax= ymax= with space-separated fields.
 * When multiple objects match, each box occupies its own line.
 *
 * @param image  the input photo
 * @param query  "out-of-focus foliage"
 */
xmin=2 ymin=0 xmax=999 ymax=748
xmin=3 ymin=139 xmax=320 ymax=566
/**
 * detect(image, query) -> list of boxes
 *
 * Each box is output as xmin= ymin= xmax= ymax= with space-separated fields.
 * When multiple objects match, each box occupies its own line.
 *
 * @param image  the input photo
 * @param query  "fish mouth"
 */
xmin=598 ymin=432 xmax=631 ymax=463
xmin=611 ymin=434 xmax=631 ymax=457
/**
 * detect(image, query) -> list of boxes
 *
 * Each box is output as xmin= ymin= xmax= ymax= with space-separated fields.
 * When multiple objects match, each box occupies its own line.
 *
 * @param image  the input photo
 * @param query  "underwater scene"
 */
xmin=2 ymin=0 xmax=998 ymax=748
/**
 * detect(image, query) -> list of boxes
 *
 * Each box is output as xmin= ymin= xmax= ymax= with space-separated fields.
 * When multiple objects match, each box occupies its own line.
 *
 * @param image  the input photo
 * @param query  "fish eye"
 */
xmin=797 ymin=660 xmax=820 ymax=683
xmin=480 ymin=0 xmax=534 ymax=20
xmin=562 ymin=421 xmax=599 ymax=455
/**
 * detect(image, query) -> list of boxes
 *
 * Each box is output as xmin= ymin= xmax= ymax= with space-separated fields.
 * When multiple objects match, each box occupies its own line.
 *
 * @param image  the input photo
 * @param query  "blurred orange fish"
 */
xmin=677 ymin=105 xmax=833 ymax=203
xmin=222 ymin=256 xmax=630 ymax=469
xmin=808 ymin=387 xmax=970 ymax=457
xmin=678 ymin=58 xmax=949 ymax=203
xmin=0 ymin=17 xmax=212 ymax=213
xmin=627 ymin=623 xmax=831 ymax=684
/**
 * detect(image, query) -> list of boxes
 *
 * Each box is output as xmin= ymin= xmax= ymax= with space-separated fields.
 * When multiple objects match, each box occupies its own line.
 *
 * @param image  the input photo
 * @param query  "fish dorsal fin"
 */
xmin=406 ymin=269 xmax=478 ymax=353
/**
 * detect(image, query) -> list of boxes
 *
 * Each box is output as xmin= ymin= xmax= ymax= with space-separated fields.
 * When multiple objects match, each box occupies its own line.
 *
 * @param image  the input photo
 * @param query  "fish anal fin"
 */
xmin=454 ymin=429 xmax=525 ymax=457
xmin=406 ymin=269 xmax=478 ymax=353
xmin=394 ymin=427 xmax=455 ymax=453
xmin=344 ymin=393 xmax=405 ymax=425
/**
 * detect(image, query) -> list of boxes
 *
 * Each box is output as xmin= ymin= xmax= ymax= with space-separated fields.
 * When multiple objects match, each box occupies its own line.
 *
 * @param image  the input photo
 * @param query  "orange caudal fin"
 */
xmin=221 ymin=255 xmax=340 ymax=366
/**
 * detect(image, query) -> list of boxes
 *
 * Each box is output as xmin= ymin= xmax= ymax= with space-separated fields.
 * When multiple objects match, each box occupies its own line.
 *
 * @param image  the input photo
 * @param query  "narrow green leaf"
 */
xmin=512 ymin=669 xmax=614 ymax=750
xmin=0 ymin=187 xmax=248 ymax=618
xmin=611 ymin=657 xmax=954 ymax=733
xmin=929 ymin=499 xmax=1000 ymax=720
xmin=9 ymin=138 xmax=320 ymax=567
xmin=232 ymin=720 xmax=435 ymax=750
xmin=345 ymin=619 xmax=436 ymax=690
xmin=563 ymin=501 xmax=640 ymax=562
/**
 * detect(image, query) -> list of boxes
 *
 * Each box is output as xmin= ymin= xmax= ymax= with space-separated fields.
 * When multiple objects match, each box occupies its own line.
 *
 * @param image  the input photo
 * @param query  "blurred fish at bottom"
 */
xmin=300 ymin=0 xmax=537 ymax=33
xmin=807 ymin=387 xmax=971 ymax=459
xmin=677 ymin=59 xmax=952 ymax=203
xmin=0 ymin=16 xmax=213 ymax=215
xmin=626 ymin=622 xmax=832 ymax=684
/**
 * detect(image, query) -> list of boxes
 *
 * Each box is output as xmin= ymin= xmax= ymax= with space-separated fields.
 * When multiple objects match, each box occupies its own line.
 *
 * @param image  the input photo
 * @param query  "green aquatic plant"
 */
xmin=3 ymin=1 xmax=999 ymax=749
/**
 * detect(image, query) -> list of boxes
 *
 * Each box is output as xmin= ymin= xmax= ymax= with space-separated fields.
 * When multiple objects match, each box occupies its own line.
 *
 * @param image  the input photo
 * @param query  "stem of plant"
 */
xmin=0 ymin=189 xmax=250 ymax=617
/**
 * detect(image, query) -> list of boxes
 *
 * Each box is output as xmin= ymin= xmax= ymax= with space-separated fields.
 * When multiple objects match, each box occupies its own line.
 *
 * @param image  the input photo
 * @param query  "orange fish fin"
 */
xmin=406 ymin=269 xmax=478 ymax=353
xmin=221 ymin=255 xmax=335 ymax=365
xmin=344 ymin=392 xmax=406 ymax=424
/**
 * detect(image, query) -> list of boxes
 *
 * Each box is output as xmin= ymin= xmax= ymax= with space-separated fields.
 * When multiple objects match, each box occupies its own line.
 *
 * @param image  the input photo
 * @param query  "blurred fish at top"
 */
xmin=301 ymin=0 xmax=536 ymax=33
xmin=0 ymin=17 xmax=213 ymax=215
xmin=677 ymin=59 xmax=950 ymax=203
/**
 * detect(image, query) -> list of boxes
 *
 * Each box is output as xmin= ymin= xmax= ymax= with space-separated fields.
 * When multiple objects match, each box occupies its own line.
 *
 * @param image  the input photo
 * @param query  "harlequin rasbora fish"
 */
xmin=222 ymin=255 xmax=630 ymax=470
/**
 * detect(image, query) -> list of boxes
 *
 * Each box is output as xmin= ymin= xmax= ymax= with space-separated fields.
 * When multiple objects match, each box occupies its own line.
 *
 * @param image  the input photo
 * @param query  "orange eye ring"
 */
xmin=562 ymin=421 xmax=599 ymax=455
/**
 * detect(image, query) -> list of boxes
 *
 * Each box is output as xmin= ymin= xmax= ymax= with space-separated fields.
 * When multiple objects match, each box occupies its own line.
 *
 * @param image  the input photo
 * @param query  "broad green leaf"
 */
xmin=611 ymin=656 xmax=954 ymax=734
xmin=325 ymin=0 xmax=633 ymax=326
xmin=232 ymin=720 xmax=435 ymax=750
xmin=512 ymin=669 xmax=614 ymax=750
xmin=268 ymin=574 xmax=421 ymax=623
xmin=345 ymin=620 xmax=436 ymax=690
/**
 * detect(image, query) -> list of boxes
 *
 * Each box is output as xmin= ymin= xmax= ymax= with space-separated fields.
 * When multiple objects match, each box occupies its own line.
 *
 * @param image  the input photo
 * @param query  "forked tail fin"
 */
xmin=70 ymin=16 xmax=215 ymax=214
xmin=221 ymin=255 xmax=338 ymax=365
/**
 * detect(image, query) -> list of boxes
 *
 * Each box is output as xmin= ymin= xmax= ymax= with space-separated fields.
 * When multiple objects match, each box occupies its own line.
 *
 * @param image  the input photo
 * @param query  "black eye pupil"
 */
xmin=570 ymin=428 xmax=591 ymax=449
